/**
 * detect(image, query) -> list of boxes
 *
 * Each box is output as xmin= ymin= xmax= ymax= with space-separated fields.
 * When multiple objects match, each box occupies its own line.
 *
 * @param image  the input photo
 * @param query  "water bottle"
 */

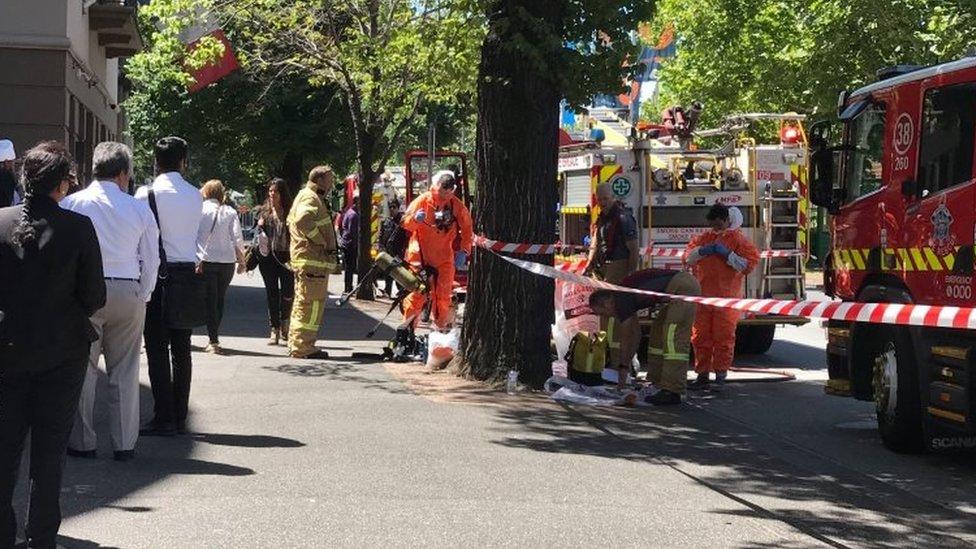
xmin=506 ymin=369 xmax=518 ymax=395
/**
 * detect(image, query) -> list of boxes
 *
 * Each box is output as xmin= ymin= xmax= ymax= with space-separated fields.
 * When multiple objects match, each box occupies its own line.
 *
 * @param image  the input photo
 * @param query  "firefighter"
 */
xmin=588 ymin=269 xmax=700 ymax=405
xmin=685 ymin=204 xmax=759 ymax=389
xmin=287 ymin=166 xmax=341 ymax=359
xmin=401 ymin=170 xmax=472 ymax=331
xmin=583 ymin=182 xmax=639 ymax=367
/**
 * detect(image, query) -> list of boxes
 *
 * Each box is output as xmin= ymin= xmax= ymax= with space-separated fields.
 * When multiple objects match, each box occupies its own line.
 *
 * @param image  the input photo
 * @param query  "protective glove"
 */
xmin=698 ymin=243 xmax=716 ymax=256
xmin=712 ymin=243 xmax=732 ymax=258
xmin=454 ymin=250 xmax=468 ymax=268
xmin=414 ymin=210 xmax=426 ymax=223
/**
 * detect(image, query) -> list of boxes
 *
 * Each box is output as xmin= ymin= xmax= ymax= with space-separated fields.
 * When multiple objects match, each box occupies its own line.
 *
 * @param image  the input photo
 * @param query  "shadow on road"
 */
xmin=487 ymin=387 xmax=976 ymax=547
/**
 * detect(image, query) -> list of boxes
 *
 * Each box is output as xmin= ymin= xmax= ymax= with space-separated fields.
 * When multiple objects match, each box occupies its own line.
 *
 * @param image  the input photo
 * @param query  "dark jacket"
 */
xmin=338 ymin=207 xmax=359 ymax=250
xmin=0 ymin=196 xmax=106 ymax=370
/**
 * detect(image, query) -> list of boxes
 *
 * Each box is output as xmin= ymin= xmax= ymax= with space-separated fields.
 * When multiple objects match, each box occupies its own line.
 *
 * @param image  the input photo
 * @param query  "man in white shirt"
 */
xmin=135 ymin=136 xmax=204 ymax=436
xmin=61 ymin=142 xmax=160 ymax=461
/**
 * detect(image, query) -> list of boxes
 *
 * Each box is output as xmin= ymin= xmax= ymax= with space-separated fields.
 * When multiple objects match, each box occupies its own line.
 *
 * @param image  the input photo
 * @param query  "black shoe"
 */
xmin=66 ymin=448 xmax=97 ymax=459
xmin=113 ymin=450 xmax=135 ymax=462
xmin=140 ymin=422 xmax=176 ymax=437
xmin=712 ymin=371 xmax=728 ymax=390
xmin=688 ymin=373 xmax=711 ymax=391
xmin=299 ymin=350 xmax=330 ymax=360
xmin=647 ymin=389 xmax=682 ymax=406
xmin=176 ymin=422 xmax=188 ymax=435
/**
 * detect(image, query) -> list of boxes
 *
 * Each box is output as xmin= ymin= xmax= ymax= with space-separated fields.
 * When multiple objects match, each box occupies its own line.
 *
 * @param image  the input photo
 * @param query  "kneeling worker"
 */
xmin=588 ymin=269 xmax=700 ymax=405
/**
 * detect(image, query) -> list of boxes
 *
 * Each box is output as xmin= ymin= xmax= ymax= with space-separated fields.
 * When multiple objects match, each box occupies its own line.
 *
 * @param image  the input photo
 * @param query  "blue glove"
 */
xmin=698 ymin=244 xmax=716 ymax=256
xmin=713 ymin=243 xmax=732 ymax=258
xmin=414 ymin=210 xmax=426 ymax=223
xmin=454 ymin=251 xmax=468 ymax=268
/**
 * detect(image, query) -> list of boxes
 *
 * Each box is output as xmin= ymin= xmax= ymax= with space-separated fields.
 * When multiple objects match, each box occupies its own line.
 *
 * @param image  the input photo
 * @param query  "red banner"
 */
xmin=187 ymin=29 xmax=239 ymax=93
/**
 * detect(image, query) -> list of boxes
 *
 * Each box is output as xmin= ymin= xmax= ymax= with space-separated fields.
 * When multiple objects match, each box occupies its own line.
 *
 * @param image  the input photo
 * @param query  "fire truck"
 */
xmin=557 ymin=112 xmax=811 ymax=353
xmin=810 ymin=58 xmax=976 ymax=452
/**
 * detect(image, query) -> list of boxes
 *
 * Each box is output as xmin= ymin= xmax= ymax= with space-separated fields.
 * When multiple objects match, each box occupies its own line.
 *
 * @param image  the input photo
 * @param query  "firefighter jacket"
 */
xmin=288 ymin=182 xmax=339 ymax=275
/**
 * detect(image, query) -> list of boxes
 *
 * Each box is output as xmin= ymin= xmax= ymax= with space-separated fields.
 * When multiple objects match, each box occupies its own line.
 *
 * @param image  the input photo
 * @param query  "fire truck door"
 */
xmin=906 ymin=82 xmax=976 ymax=305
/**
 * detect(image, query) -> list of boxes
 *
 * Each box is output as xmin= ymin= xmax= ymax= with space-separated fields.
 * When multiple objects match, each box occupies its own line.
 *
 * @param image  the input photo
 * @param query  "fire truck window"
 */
xmin=845 ymin=105 xmax=886 ymax=202
xmin=918 ymin=83 xmax=976 ymax=196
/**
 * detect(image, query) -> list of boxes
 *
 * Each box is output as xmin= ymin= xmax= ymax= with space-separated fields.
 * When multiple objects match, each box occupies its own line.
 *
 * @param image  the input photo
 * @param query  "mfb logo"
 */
xmin=715 ymin=195 xmax=742 ymax=205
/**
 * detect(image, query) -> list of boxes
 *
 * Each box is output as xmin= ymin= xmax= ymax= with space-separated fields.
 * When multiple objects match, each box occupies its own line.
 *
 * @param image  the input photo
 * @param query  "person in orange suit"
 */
xmin=401 ymin=171 xmax=473 ymax=332
xmin=685 ymin=204 xmax=759 ymax=390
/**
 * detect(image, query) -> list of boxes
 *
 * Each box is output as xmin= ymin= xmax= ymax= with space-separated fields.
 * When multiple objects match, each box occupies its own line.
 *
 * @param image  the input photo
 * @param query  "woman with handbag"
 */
xmin=255 ymin=178 xmax=294 ymax=345
xmin=197 ymin=180 xmax=245 ymax=354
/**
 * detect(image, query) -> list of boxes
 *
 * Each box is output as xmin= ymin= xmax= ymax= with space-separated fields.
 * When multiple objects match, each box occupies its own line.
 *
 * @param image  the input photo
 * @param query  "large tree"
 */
xmin=647 ymin=0 xmax=976 ymax=126
xmin=225 ymin=0 xmax=484 ymax=297
xmin=459 ymin=0 xmax=653 ymax=387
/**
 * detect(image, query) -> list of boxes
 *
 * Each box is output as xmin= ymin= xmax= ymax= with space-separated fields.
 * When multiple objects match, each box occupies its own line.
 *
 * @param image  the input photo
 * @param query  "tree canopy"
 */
xmin=647 ymin=0 xmax=976 ymax=126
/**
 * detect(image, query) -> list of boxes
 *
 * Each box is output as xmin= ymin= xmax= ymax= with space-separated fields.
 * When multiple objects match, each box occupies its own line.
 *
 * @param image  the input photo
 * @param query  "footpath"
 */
xmin=17 ymin=274 xmax=976 ymax=548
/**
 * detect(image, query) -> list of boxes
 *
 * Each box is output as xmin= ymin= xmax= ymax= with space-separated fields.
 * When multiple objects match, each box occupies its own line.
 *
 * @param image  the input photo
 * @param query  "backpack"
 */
xmin=565 ymin=331 xmax=610 ymax=386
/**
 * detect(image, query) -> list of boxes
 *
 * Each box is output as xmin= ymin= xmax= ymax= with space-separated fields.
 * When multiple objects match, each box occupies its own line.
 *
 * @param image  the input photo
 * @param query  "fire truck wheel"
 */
xmin=734 ymin=325 xmax=776 ymax=355
xmin=868 ymin=325 xmax=924 ymax=453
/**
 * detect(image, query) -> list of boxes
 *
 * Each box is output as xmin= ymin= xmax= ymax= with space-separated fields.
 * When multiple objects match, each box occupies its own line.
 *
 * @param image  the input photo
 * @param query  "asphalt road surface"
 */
xmin=14 ymin=279 xmax=976 ymax=548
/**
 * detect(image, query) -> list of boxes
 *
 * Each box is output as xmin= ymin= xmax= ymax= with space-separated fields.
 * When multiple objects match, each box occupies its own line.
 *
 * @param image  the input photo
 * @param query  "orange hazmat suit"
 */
xmin=401 ymin=184 xmax=473 ymax=330
xmin=685 ymin=228 xmax=759 ymax=374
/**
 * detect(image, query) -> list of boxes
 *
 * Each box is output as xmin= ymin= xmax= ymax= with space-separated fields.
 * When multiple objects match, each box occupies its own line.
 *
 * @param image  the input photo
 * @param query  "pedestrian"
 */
xmin=135 ymin=136 xmax=205 ymax=436
xmin=401 ymin=171 xmax=473 ymax=334
xmin=61 ymin=142 xmax=160 ymax=463
xmin=685 ymin=204 xmax=759 ymax=390
xmin=588 ymin=268 xmax=700 ymax=405
xmin=377 ymin=199 xmax=407 ymax=296
xmin=0 ymin=139 xmax=17 ymax=208
xmin=338 ymin=192 xmax=359 ymax=294
xmin=255 ymin=178 xmax=294 ymax=346
xmin=287 ymin=165 xmax=340 ymax=359
xmin=583 ymin=181 xmax=639 ymax=366
xmin=0 ymin=141 xmax=106 ymax=548
xmin=198 ymin=179 xmax=246 ymax=354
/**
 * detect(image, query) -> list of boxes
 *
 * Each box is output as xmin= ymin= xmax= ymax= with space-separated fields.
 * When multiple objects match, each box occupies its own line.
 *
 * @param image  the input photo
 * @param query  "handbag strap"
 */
xmin=147 ymin=187 xmax=169 ymax=279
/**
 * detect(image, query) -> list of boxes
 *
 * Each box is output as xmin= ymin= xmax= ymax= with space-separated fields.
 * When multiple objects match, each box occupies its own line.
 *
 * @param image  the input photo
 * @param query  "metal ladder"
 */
xmin=760 ymin=180 xmax=805 ymax=300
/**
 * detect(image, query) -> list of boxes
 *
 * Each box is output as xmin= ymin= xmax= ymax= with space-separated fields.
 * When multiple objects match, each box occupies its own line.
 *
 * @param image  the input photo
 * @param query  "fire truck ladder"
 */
xmin=760 ymin=180 xmax=805 ymax=300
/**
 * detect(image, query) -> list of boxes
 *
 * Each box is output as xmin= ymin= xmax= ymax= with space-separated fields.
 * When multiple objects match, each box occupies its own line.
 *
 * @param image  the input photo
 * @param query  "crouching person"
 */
xmin=588 ymin=269 xmax=700 ymax=405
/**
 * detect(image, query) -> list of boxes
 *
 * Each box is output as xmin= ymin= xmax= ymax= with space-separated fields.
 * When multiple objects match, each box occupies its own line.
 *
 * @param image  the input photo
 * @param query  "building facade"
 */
xmin=0 ymin=0 xmax=141 ymax=180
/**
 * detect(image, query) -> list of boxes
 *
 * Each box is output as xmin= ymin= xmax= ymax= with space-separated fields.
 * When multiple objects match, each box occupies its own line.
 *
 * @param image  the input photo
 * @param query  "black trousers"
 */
xmin=202 ymin=262 xmax=235 ymax=344
xmin=341 ymin=245 xmax=358 ymax=293
xmin=257 ymin=252 xmax=294 ymax=330
xmin=1 ymin=357 xmax=87 ymax=549
xmin=144 ymin=287 xmax=193 ymax=427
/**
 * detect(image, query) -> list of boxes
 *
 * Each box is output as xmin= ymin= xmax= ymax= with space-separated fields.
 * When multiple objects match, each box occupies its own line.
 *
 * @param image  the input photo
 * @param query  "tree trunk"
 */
xmin=277 ymin=151 xmax=304 ymax=195
xmin=457 ymin=1 xmax=563 ymax=388
xmin=355 ymin=162 xmax=378 ymax=300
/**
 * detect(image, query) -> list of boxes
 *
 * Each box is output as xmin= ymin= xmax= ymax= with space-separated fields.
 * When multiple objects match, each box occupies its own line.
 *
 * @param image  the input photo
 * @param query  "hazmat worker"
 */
xmin=401 ymin=170 xmax=473 ymax=331
xmin=588 ymin=268 xmax=700 ymax=405
xmin=287 ymin=165 xmax=341 ymax=359
xmin=685 ymin=204 xmax=759 ymax=389
xmin=583 ymin=182 xmax=639 ymax=366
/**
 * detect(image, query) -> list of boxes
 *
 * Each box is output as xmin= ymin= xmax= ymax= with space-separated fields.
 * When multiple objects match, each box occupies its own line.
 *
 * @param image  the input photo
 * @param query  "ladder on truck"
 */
xmin=759 ymin=179 xmax=805 ymax=301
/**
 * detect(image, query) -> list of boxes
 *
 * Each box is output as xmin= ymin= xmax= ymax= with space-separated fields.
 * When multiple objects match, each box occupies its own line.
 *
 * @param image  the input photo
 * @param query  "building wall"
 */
xmin=0 ymin=0 xmax=124 ymax=181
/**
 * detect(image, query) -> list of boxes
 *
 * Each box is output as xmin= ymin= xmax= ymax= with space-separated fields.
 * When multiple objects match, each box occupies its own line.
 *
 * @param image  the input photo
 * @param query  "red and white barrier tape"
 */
xmin=479 ymin=235 xmax=800 ymax=260
xmin=500 ymin=253 xmax=976 ymax=330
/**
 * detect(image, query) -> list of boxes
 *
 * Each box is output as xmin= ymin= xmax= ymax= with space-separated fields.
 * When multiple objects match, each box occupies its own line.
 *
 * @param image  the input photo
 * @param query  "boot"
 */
xmin=688 ymin=372 xmax=710 ymax=391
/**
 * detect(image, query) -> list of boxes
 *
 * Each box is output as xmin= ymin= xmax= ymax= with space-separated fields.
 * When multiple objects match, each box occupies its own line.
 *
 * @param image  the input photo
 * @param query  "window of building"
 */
xmin=844 ymin=103 xmax=886 ymax=202
xmin=918 ymin=83 xmax=976 ymax=197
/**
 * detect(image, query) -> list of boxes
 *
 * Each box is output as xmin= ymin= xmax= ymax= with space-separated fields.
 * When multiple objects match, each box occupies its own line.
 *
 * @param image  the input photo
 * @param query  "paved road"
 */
xmin=14 ymin=277 xmax=976 ymax=548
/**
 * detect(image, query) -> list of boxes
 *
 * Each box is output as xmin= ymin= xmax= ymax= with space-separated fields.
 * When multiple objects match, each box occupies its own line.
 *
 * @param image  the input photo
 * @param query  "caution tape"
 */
xmin=498 ymin=253 xmax=976 ymax=330
xmin=481 ymin=235 xmax=802 ymax=262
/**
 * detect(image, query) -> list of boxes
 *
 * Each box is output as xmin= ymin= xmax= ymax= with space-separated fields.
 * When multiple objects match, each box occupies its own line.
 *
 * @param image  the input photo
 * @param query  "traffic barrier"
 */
xmin=492 ymin=252 xmax=976 ymax=330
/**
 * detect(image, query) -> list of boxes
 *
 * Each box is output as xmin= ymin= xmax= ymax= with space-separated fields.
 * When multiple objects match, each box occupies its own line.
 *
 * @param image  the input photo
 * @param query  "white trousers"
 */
xmin=69 ymin=280 xmax=146 ymax=452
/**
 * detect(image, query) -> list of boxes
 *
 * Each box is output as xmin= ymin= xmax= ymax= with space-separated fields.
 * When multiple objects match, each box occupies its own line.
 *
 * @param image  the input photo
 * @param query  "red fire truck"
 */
xmin=810 ymin=58 xmax=976 ymax=452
